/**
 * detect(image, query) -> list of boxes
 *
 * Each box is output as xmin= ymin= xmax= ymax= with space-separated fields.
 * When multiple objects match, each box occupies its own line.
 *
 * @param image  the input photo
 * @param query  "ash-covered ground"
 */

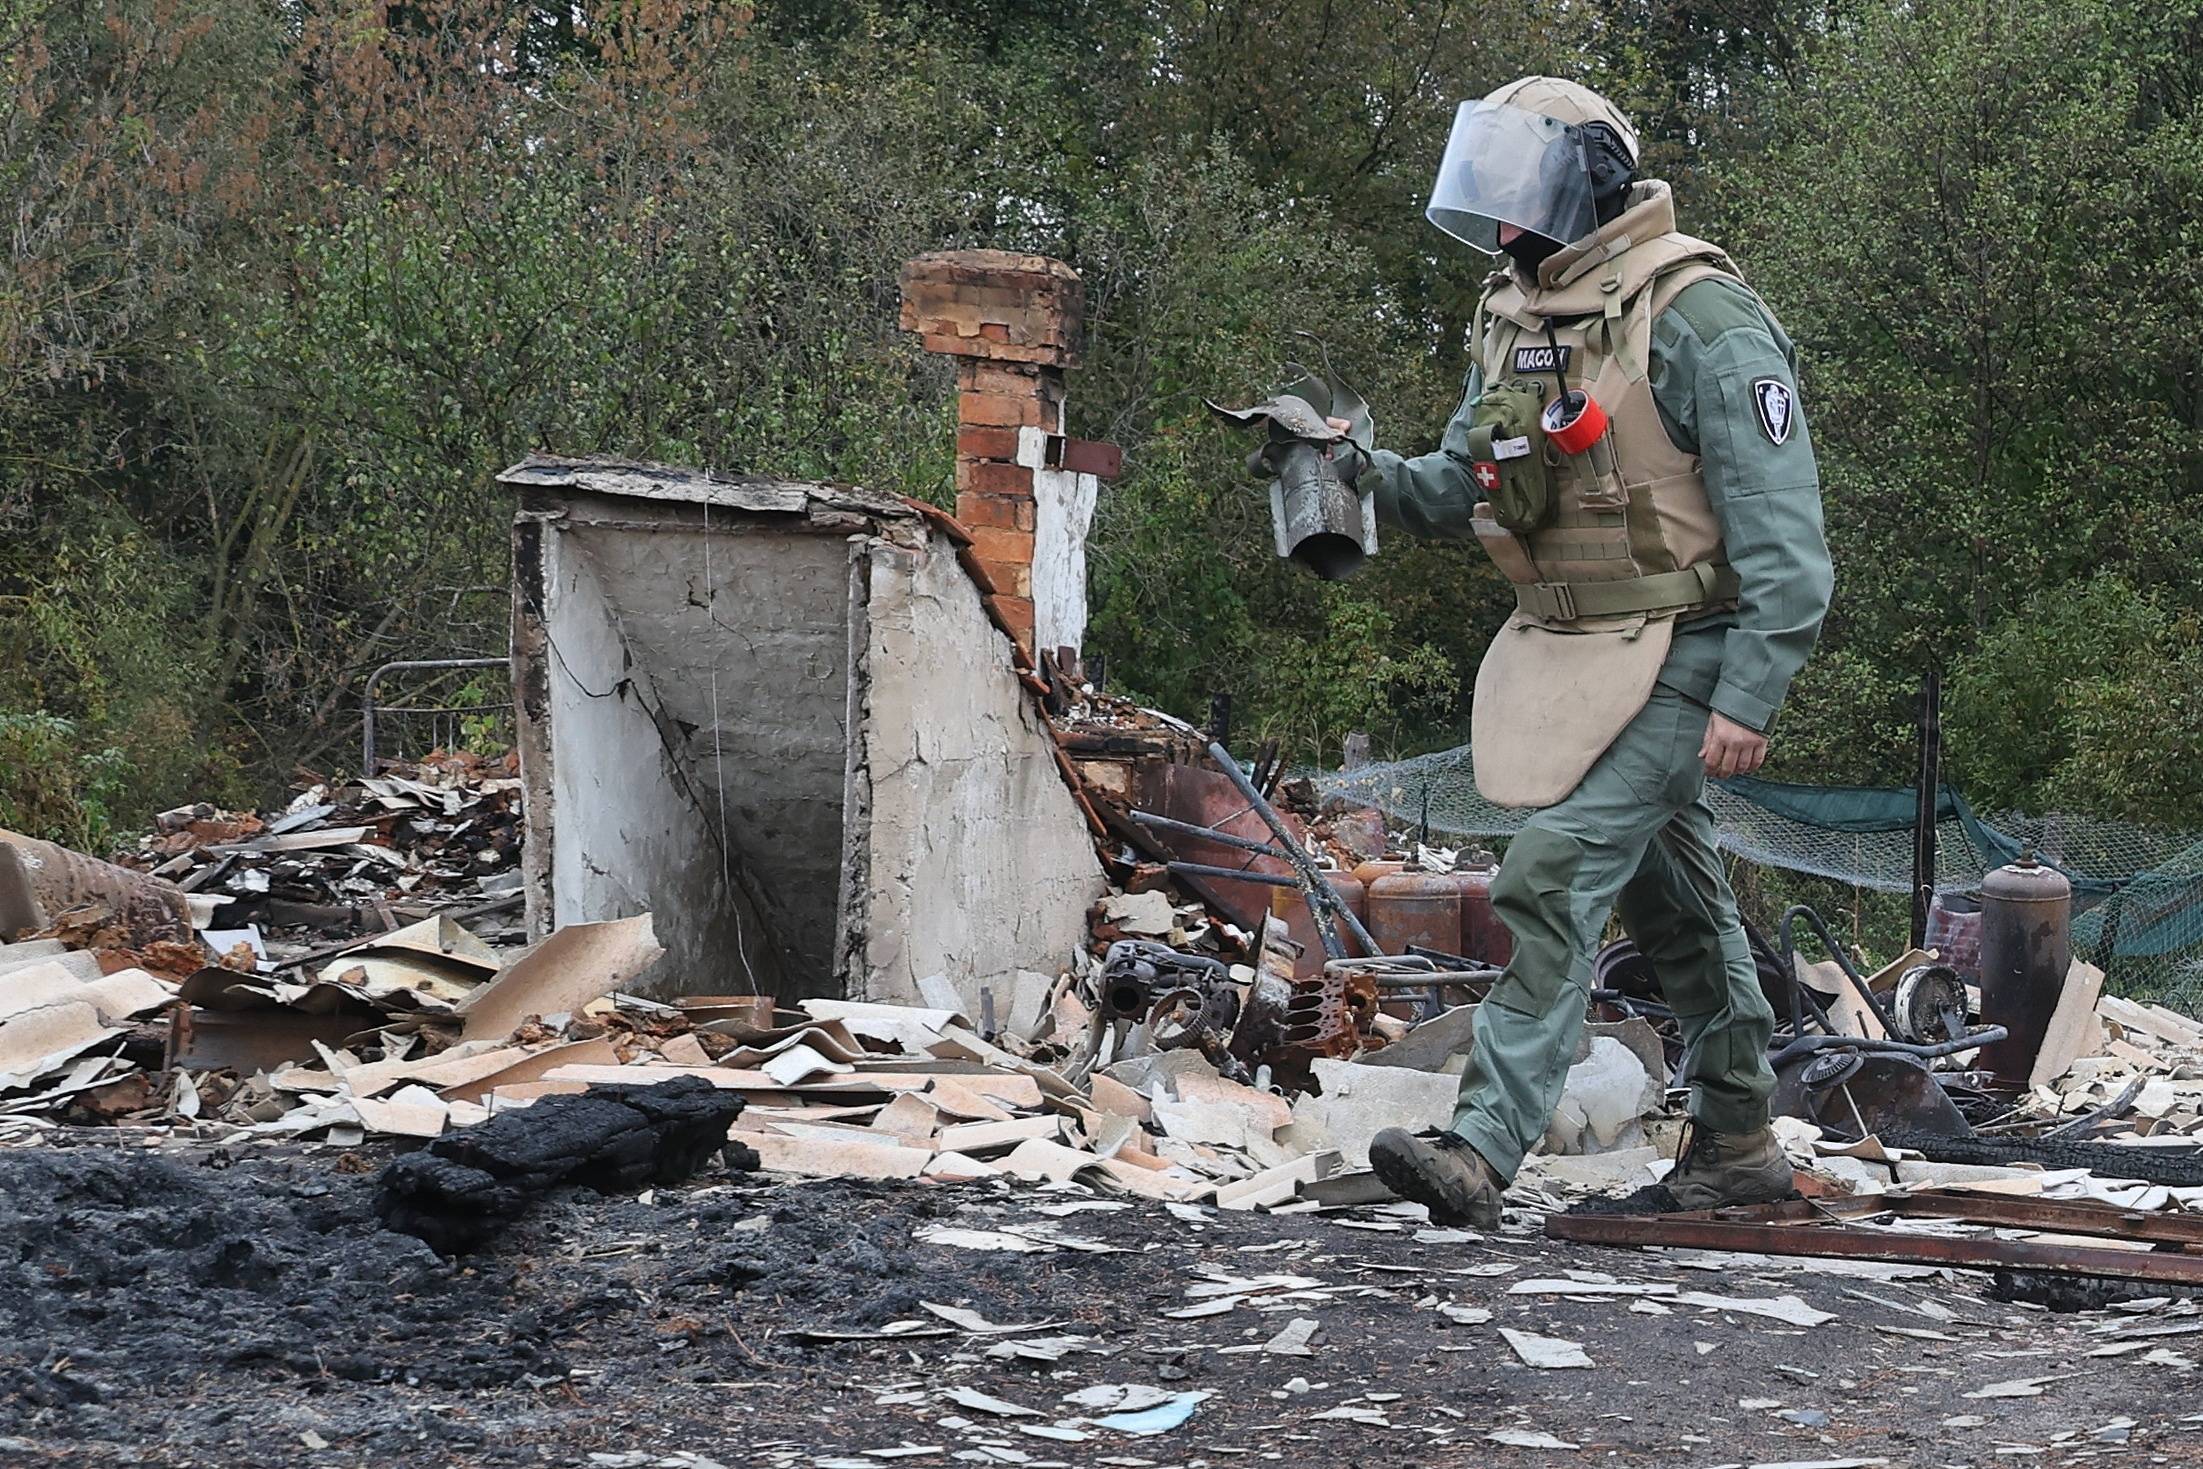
xmin=1 ymin=1142 xmax=2195 ymax=1468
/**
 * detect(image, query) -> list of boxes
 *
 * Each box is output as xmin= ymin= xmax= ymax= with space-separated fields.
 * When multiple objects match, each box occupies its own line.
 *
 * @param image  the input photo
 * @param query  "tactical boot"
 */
xmin=1368 ymin=1127 xmax=1505 ymax=1229
xmin=1666 ymin=1122 xmax=1795 ymax=1210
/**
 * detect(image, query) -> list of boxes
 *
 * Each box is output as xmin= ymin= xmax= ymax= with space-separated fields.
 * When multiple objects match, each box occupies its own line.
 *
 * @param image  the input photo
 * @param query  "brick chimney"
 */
xmin=899 ymin=250 xmax=1112 ymax=658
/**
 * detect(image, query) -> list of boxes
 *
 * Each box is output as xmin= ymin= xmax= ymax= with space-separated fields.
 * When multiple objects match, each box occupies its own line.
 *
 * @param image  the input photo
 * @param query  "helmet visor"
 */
xmin=1424 ymin=100 xmax=1598 ymax=253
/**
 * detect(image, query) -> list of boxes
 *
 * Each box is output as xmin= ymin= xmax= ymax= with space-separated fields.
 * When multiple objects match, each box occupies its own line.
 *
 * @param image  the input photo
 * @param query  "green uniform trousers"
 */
xmin=1450 ymin=682 xmax=1776 ymax=1179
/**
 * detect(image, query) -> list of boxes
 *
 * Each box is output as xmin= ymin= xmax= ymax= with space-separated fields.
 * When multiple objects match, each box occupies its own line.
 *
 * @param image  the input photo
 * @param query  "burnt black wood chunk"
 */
xmin=375 ymin=1075 xmax=754 ymax=1252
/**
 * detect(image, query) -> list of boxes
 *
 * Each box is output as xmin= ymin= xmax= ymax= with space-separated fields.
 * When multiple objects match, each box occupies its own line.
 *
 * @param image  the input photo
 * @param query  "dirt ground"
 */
xmin=2 ymin=1139 xmax=2197 ymax=1469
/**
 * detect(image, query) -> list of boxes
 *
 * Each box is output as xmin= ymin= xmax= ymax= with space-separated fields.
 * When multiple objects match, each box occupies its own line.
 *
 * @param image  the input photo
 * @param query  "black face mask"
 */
xmin=1502 ymin=229 xmax=1564 ymax=272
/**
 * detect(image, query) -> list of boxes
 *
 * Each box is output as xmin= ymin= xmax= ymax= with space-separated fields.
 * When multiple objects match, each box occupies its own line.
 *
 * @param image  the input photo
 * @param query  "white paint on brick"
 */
xmin=1015 ymin=424 xmax=1097 ymax=653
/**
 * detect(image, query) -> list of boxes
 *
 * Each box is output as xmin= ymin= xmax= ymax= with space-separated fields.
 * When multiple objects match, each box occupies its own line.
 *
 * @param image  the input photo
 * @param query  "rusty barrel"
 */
xmin=1366 ymin=868 xmax=1464 ymax=960
xmin=1976 ymin=855 xmax=2073 ymax=1084
xmin=1268 ymin=875 xmax=1367 ymax=977
xmin=1450 ymin=863 xmax=1513 ymax=967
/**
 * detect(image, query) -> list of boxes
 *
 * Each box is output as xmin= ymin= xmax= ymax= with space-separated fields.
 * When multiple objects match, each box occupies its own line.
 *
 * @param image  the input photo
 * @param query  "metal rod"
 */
xmin=1548 ymin=1213 xmax=2203 ymax=1284
xmin=1779 ymin=903 xmax=1903 ymax=1040
xmin=1202 ymin=739 xmax=1380 ymax=958
xmin=2044 ymin=1073 xmax=2146 ymax=1140
xmin=1131 ymin=810 xmax=1286 ymax=859
xmin=361 ymin=657 xmax=506 ymax=775
xmin=1548 ymin=1187 xmax=2203 ymax=1283
xmin=1912 ymin=669 xmax=1942 ymax=950
xmin=1165 ymin=861 xmax=1301 ymax=889
xmin=1766 ymin=1026 xmax=2005 ymax=1067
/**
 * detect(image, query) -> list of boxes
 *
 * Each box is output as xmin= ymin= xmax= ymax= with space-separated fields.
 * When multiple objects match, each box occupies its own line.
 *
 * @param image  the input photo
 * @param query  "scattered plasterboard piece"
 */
xmin=922 ymin=1151 xmax=997 ymax=1181
xmin=1286 ymin=1057 xmax=1456 ymax=1169
xmin=0 ymin=1000 xmax=121 ymax=1089
xmin=2030 ymin=960 xmax=2108 ymax=1089
xmin=73 ymin=968 xmax=175 ymax=1022
xmin=1091 ymin=1155 xmax=1213 ymax=1203
xmin=456 ymin=914 xmax=663 ymax=1040
xmin=742 ymin=1132 xmax=932 ymax=1180
xmin=0 ymin=962 xmax=171 ymax=1025
xmin=351 ymin=1084 xmax=450 ymax=1138
xmin=1099 ymin=890 xmax=1174 ymax=936
xmin=1487 ymin=1428 xmax=1579 ymax=1450
xmin=870 ymin=1092 xmax=943 ymax=1144
xmin=1499 ymin=1328 xmax=1592 ymax=1369
xmin=940 ymin=1114 xmax=1063 ymax=1154
xmin=1214 ymin=1150 xmax=1344 ymax=1211
xmin=923 ymin=1077 xmax=1017 ymax=1122
xmin=330 ymin=914 xmax=502 ymax=974
xmin=1673 ymin=1291 xmax=1837 ymax=1326
xmin=439 ymin=1038 xmax=624 ymax=1104
xmin=1088 ymin=1073 xmax=1152 ymax=1122
xmin=1262 ymin=1318 xmax=1321 ymax=1356
xmin=761 ymin=1043 xmax=853 ymax=1087
xmin=344 ymin=1040 xmax=535 ymax=1099
xmin=2100 ymin=994 xmax=2203 ymax=1049
xmin=659 ymin=1032 xmax=712 ymax=1066
xmin=915 ymin=1225 xmax=1058 ymax=1254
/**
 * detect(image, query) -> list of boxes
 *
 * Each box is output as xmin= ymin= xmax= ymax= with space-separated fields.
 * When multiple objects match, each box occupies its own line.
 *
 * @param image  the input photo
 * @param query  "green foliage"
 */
xmin=6 ymin=0 xmax=2203 ymax=855
xmin=0 ymin=713 xmax=135 ymax=852
xmin=1945 ymin=579 xmax=2174 ymax=812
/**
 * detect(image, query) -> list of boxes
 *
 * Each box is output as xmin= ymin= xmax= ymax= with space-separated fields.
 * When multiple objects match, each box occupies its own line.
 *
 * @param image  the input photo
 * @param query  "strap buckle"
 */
xmin=1524 ymin=581 xmax=1576 ymax=621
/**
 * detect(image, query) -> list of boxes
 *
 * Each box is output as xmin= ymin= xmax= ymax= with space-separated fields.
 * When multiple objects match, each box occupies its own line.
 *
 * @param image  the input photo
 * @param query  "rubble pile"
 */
xmin=5 ymin=698 xmax=2203 ymax=1302
xmin=124 ymin=751 xmax=524 ymax=965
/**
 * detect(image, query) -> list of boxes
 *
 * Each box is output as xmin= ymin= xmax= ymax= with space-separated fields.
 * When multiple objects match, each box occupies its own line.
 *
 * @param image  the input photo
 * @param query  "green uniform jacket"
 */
xmin=1366 ymin=276 xmax=1833 ymax=735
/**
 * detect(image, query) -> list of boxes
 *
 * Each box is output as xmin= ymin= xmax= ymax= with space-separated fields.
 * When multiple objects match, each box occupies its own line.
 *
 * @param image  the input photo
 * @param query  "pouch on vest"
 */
xmin=1467 ymin=379 xmax=1554 ymax=533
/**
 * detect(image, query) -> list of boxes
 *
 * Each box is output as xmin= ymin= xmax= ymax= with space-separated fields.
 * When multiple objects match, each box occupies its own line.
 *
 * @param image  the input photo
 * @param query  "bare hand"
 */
xmin=1699 ymin=712 xmax=1768 ymax=779
xmin=1325 ymin=416 xmax=1351 ymax=434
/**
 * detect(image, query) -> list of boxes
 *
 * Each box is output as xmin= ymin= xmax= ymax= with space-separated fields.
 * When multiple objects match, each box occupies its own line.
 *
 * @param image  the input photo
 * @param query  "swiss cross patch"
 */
xmin=1472 ymin=461 xmax=1502 ymax=492
xmin=1753 ymin=377 xmax=1796 ymax=445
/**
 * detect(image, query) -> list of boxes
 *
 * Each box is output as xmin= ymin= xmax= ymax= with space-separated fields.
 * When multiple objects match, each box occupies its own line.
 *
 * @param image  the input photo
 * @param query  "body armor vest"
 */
xmin=1467 ymin=183 xmax=1743 ymax=631
xmin=1462 ymin=181 xmax=1765 ymax=810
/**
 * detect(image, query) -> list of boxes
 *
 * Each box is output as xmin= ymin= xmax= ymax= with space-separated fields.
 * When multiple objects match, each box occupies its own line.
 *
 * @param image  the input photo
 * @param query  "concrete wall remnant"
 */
xmin=505 ymin=454 xmax=1104 ymax=1006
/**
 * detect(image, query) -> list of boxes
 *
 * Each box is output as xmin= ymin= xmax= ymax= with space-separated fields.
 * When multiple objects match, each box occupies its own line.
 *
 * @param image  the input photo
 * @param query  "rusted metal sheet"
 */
xmin=1045 ymin=434 xmax=1123 ymax=481
xmin=166 ymin=1006 xmax=366 ymax=1074
xmin=1548 ymin=1187 xmax=2203 ymax=1285
xmin=1130 ymin=762 xmax=1301 ymax=934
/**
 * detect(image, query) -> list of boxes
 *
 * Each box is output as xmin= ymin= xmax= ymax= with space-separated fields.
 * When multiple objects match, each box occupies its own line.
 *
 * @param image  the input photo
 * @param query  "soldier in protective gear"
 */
xmin=1352 ymin=77 xmax=1833 ymax=1226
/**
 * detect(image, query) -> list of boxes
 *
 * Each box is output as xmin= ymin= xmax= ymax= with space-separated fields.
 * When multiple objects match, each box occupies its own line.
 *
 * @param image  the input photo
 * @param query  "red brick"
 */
xmin=959 ymin=361 xmax=1065 ymax=409
xmin=967 ymin=526 xmax=1035 ymax=565
xmin=987 ymin=593 xmax=1036 ymax=646
xmin=956 ymin=493 xmax=1036 ymax=532
xmin=956 ymin=425 xmax=1021 ymax=461
xmin=960 ymin=460 xmax=1033 ymax=496
xmin=972 ymin=556 xmax=1032 ymax=599
xmin=958 ymin=390 xmax=1047 ymax=429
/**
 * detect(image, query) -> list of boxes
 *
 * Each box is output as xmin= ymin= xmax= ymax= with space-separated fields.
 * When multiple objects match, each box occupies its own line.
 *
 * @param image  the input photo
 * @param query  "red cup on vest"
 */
xmin=1541 ymin=388 xmax=1608 ymax=455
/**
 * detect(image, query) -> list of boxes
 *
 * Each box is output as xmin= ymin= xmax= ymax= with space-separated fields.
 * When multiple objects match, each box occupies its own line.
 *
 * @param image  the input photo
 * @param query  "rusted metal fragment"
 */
xmin=0 ymin=829 xmax=192 ymax=948
xmin=1549 ymin=1187 xmax=2203 ymax=1285
xmin=1129 ymin=762 xmax=1303 ymax=934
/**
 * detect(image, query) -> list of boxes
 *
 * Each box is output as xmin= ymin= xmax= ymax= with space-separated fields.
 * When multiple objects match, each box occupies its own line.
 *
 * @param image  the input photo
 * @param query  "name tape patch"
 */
xmin=1513 ymin=344 xmax=1573 ymax=375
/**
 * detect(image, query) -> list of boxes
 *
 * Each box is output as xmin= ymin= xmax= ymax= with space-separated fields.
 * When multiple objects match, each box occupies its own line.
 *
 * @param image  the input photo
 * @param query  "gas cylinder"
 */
xmin=1924 ymin=891 xmax=1983 ymax=981
xmin=1366 ymin=867 xmax=1464 ymax=959
xmin=1351 ymin=857 xmax=1406 ymax=891
xmin=1268 ymin=874 xmax=1367 ymax=977
xmin=1450 ymin=863 xmax=1513 ymax=967
xmin=1976 ymin=854 xmax=2073 ymax=1085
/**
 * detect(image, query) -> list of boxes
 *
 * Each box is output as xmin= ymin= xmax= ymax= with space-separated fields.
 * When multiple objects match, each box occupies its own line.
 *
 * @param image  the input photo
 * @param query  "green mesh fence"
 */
xmin=1316 ymin=751 xmax=2203 ymax=1011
